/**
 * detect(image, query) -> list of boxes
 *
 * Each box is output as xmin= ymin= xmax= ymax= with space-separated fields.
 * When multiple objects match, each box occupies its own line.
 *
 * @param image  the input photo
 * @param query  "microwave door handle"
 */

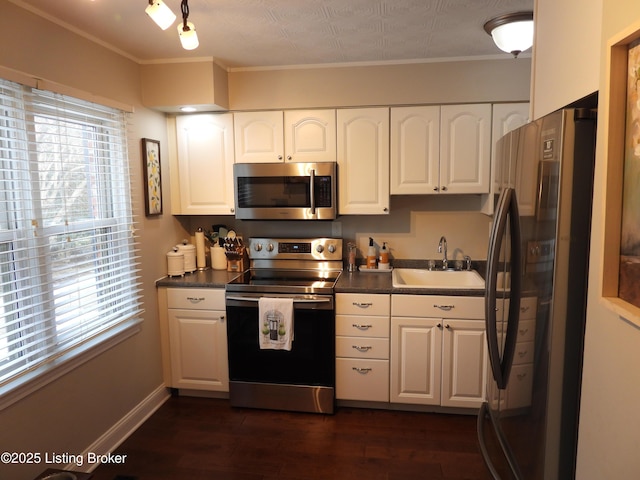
xmin=309 ymin=168 xmax=316 ymax=215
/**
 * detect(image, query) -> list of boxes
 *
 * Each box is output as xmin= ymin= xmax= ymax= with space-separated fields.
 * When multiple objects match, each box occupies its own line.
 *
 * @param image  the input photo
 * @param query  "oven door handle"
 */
xmin=226 ymin=295 xmax=332 ymax=305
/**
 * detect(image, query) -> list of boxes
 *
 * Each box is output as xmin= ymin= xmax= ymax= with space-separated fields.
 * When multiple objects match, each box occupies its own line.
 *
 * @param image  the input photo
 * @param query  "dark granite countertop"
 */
xmin=334 ymin=269 xmax=485 ymax=296
xmin=155 ymin=260 xmax=489 ymax=297
xmin=156 ymin=269 xmax=242 ymax=289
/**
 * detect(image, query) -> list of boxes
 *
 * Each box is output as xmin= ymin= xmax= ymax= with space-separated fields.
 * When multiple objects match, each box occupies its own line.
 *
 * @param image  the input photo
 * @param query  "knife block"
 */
xmin=226 ymin=247 xmax=247 ymax=272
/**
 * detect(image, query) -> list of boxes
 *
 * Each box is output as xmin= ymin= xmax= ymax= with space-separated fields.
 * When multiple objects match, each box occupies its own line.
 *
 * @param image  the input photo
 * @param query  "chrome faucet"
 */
xmin=438 ymin=236 xmax=448 ymax=270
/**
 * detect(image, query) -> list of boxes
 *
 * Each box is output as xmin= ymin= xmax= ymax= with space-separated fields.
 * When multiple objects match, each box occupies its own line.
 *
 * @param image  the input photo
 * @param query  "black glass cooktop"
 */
xmin=225 ymin=269 xmax=341 ymax=295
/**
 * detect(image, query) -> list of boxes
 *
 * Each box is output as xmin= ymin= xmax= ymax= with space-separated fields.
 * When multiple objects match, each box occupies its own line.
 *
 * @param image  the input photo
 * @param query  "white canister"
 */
xmin=166 ymin=248 xmax=185 ymax=277
xmin=177 ymin=241 xmax=197 ymax=273
xmin=211 ymin=245 xmax=227 ymax=270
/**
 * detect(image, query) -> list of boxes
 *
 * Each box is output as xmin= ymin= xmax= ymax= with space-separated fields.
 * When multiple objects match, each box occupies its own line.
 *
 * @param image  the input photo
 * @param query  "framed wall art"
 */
xmin=602 ymin=22 xmax=640 ymax=324
xmin=142 ymin=138 xmax=162 ymax=216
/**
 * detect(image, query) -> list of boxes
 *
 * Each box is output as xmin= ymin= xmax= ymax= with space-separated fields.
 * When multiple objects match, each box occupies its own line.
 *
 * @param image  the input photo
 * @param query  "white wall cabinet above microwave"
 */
xmin=390 ymin=104 xmax=492 ymax=195
xmin=233 ymin=110 xmax=337 ymax=163
xmin=173 ymin=113 xmax=235 ymax=215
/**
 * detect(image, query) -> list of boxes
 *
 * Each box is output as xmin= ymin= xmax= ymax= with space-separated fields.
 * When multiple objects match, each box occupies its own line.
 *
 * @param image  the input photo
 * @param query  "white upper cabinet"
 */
xmin=174 ymin=113 xmax=235 ymax=215
xmin=284 ymin=110 xmax=336 ymax=162
xmin=440 ymin=104 xmax=492 ymax=194
xmin=234 ymin=110 xmax=336 ymax=163
xmin=233 ymin=110 xmax=284 ymax=163
xmin=390 ymin=106 xmax=440 ymax=194
xmin=491 ymin=103 xmax=530 ymax=192
xmin=337 ymin=108 xmax=390 ymax=215
xmin=514 ymin=119 xmax=541 ymax=216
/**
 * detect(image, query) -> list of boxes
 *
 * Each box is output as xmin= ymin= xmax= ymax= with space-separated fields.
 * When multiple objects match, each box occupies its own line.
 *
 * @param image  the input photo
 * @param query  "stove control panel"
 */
xmin=248 ymin=238 xmax=342 ymax=261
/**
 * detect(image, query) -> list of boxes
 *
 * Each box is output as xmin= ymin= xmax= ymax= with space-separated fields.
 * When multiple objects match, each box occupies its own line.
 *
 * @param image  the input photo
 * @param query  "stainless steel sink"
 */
xmin=392 ymin=268 xmax=485 ymax=290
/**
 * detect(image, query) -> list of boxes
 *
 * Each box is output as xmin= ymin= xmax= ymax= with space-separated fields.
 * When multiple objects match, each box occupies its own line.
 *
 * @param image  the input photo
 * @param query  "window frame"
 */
xmin=0 ymin=79 xmax=143 ymax=410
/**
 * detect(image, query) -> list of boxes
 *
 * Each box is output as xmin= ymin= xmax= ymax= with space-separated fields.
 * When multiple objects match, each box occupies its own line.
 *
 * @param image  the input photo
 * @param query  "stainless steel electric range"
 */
xmin=225 ymin=237 xmax=343 ymax=414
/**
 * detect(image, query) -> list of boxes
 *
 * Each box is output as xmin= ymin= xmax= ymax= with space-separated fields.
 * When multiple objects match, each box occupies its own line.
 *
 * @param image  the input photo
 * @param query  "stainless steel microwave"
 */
xmin=233 ymin=162 xmax=337 ymax=220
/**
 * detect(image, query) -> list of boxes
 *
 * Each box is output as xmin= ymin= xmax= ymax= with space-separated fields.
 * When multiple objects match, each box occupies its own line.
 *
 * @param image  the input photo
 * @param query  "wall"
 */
xmin=532 ymin=1 xmax=640 ymax=477
xmin=531 ymin=0 xmax=602 ymax=118
xmin=229 ymin=58 xmax=531 ymax=110
xmin=0 ymin=2 xmax=188 ymax=479
xmin=575 ymin=1 xmax=640 ymax=478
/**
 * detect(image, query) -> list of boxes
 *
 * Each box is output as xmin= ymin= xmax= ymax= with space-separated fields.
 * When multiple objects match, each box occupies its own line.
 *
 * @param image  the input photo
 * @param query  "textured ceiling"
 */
xmin=11 ymin=0 xmax=534 ymax=69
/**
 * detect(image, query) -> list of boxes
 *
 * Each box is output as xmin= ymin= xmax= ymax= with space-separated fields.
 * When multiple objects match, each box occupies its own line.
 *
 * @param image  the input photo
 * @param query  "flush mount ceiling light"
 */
xmin=484 ymin=12 xmax=534 ymax=58
xmin=178 ymin=0 xmax=199 ymax=50
xmin=145 ymin=0 xmax=176 ymax=30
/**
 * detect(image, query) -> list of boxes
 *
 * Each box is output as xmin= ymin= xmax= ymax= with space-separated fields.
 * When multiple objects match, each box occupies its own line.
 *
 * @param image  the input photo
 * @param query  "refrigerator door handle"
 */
xmin=485 ymin=187 xmax=522 ymax=389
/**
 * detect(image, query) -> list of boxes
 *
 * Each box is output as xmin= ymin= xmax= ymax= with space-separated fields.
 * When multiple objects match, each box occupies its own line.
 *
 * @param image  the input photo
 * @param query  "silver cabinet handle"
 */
xmin=353 ymin=302 xmax=373 ymax=308
xmin=352 ymin=345 xmax=372 ymax=352
xmin=352 ymin=367 xmax=372 ymax=374
xmin=186 ymin=297 xmax=205 ymax=302
xmin=518 ymin=350 xmax=528 ymax=358
xmin=521 ymin=306 xmax=530 ymax=313
xmin=352 ymin=323 xmax=373 ymax=330
xmin=433 ymin=304 xmax=455 ymax=311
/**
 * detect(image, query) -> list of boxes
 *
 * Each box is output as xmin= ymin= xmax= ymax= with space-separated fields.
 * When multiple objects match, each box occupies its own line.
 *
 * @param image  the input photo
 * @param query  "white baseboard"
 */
xmin=66 ymin=384 xmax=170 ymax=472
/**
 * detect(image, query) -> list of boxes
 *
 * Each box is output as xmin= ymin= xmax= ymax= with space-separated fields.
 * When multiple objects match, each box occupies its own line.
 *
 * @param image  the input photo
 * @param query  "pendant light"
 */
xmin=145 ymin=0 xmax=176 ymax=30
xmin=484 ymin=12 xmax=534 ymax=58
xmin=178 ymin=0 xmax=199 ymax=50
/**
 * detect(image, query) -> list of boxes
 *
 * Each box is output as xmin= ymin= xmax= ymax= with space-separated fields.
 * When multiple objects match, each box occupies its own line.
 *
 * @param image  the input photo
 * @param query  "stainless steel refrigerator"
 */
xmin=477 ymin=107 xmax=597 ymax=480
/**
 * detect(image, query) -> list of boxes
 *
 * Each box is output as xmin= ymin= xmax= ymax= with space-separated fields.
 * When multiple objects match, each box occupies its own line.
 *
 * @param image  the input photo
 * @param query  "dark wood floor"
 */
xmin=91 ymin=396 xmax=492 ymax=480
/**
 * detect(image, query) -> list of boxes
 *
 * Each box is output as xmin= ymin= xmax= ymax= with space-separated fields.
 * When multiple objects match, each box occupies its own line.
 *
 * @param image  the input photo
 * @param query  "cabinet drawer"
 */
xmin=336 ymin=293 xmax=390 ymax=316
xmin=519 ymin=296 xmax=537 ymax=320
xmin=392 ymin=295 xmax=484 ymax=319
xmin=167 ymin=288 xmax=225 ymax=310
xmin=336 ymin=358 xmax=389 ymax=402
xmin=516 ymin=320 xmax=535 ymax=343
xmin=507 ymin=364 xmax=534 ymax=409
xmin=336 ymin=315 xmax=389 ymax=338
xmin=513 ymin=341 xmax=534 ymax=365
xmin=336 ymin=336 xmax=389 ymax=359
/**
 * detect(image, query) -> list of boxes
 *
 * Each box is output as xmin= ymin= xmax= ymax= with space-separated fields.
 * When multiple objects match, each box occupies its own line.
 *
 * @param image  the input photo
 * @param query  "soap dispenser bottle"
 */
xmin=366 ymin=237 xmax=377 ymax=269
xmin=379 ymin=242 xmax=390 ymax=270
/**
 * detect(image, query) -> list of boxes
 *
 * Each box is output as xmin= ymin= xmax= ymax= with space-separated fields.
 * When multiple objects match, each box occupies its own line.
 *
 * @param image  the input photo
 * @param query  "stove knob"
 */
xmin=328 ymin=244 xmax=336 ymax=253
xmin=316 ymin=244 xmax=324 ymax=253
xmin=267 ymin=243 xmax=275 ymax=252
xmin=254 ymin=243 xmax=262 ymax=252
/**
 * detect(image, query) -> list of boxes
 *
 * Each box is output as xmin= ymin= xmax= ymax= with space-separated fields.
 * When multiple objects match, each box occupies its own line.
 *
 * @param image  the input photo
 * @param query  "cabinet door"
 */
xmin=441 ymin=319 xmax=487 ymax=408
xmin=514 ymin=120 xmax=541 ymax=216
xmin=167 ymin=308 xmax=229 ymax=391
xmin=337 ymin=108 xmax=390 ymax=215
xmin=175 ymin=114 xmax=235 ymax=215
xmin=234 ymin=111 xmax=284 ymax=163
xmin=491 ymin=103 xmax=529 ymax=192
xmin=284 ymin=110 xmax=336 ymax=162
xmin=390 ymin=316 xmax=442 ymax=405
xmin=440 ymin=104 xmax=491 ymax=194
xmin=390 ymin=106 xmax=440 ymax=194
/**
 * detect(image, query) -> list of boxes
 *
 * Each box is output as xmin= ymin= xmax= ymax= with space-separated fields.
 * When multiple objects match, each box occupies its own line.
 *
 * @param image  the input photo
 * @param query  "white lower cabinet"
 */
xmin=391 ymin=295 xmax=487 ymax=408
xmin=335 ymin=293 xmax=390 ymax=401
xmin=160 ymin=287 xmax=229 ymax=392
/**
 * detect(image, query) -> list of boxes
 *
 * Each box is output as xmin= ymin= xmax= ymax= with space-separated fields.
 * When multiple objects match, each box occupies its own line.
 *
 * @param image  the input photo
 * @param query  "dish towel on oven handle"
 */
xmin=258 ymin=297 xmax=294 ymax=351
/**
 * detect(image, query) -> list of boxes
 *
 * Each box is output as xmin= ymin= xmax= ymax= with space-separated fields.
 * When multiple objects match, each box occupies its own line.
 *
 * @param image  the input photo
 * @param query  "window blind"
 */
xmin=0 ymin=78 xmax=143 ymax=393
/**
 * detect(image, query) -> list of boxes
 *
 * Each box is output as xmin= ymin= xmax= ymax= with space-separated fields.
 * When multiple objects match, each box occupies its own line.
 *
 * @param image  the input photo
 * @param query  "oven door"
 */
xmin=233 ymin=162 xmax=336 ymax=220
xmin=225 ymin=293 xmax=336 ymax=413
